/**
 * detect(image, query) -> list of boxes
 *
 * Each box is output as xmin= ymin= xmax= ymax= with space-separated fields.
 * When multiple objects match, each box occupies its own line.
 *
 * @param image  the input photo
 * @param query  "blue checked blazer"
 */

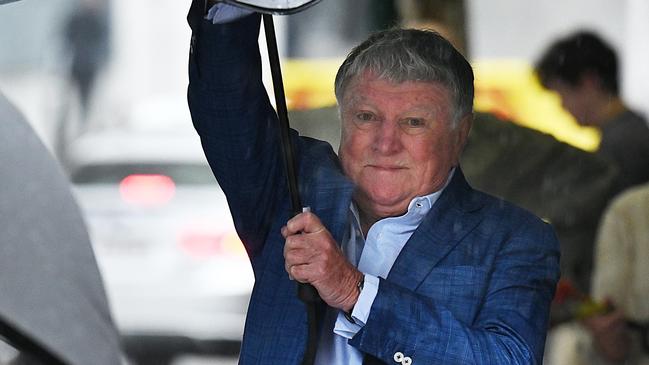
xmin=187 ymin=9 xmax=560 ymax=365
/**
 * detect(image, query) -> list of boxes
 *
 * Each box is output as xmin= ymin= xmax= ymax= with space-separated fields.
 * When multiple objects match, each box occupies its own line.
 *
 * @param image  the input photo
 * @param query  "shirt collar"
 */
xmin=408 ymin=167 xmax=455 ymax=213
xmin=350 ymin=167 xmax=455 ymax=226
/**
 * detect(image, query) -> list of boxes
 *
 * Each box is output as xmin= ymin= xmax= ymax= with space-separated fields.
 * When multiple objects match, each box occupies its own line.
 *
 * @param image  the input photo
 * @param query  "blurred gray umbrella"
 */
xmin=0 ymin=90 xmax=122 ymax=364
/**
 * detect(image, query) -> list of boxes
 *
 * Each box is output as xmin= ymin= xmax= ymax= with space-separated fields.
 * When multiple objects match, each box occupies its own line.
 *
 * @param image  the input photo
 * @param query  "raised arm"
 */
xmin=187 ymin=11 xmax=287 ymax=259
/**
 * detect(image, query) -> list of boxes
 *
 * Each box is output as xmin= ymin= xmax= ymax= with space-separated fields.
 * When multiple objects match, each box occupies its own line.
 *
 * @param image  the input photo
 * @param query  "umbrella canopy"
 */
xmin=222 ymin=0 xmax=321 ymax=14
xmin=0 ymin=92 xmax=122 ymax=365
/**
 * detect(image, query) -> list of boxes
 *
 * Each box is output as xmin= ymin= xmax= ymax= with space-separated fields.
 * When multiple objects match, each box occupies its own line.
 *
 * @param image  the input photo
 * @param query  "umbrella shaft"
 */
xmin=262 ymin=14 xmax=302 ymax=215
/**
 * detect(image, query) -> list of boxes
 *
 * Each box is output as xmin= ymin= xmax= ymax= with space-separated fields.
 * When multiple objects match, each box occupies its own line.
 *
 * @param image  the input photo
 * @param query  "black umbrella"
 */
xmin=224 ymin=1 xmax=322 ymax=364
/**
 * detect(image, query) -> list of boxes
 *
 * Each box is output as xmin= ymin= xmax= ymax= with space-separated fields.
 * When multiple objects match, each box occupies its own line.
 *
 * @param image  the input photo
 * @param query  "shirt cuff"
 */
xmin=206 ymin=3 xmax=255 ymax=24
xmin=333 ymin=274 xmax=379 ymax=339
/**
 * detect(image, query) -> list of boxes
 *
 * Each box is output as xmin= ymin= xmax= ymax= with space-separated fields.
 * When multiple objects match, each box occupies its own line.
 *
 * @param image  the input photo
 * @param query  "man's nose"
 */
xmin=373 ymin=120 xmax=402 ymax=154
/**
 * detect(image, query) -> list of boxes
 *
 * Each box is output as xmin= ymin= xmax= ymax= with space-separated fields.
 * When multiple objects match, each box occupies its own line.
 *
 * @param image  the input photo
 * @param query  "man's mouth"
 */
xmin=367 ymin=164 xmax=406 ymax=171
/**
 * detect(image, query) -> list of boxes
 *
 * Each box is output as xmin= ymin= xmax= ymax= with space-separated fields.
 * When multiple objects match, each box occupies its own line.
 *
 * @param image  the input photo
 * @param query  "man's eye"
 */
xmin=403 ymin=118 xmax=425 ymax=127
xmin=356 ymin=112 xmax=375 ymax=122
xmin=399 ymin=118 xmax=430 ymax=135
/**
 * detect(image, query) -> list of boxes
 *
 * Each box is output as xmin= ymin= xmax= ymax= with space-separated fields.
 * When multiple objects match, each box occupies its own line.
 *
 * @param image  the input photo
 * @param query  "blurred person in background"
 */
xmin=187 ymin=1 xmax=559 ymax=364
xmin=63 ymin=0 xmax=109 ymax=120
xmin=536 ymin=31 xmax=649 ymax=194
xmin=1 ymin=2 xmax=121 ymax=361
xmin=583 ymin=181 xmax=649 ymax=364
xmin=547 ymin=182 xmax=649 ymax=365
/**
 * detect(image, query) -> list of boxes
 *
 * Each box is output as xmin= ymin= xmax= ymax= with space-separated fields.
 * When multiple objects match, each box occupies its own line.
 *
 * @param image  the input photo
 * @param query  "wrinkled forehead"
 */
xmin=340 ymin=71 xmax=451 ymax=106
xmin=340 ymin=67 xmax=453 ymax=97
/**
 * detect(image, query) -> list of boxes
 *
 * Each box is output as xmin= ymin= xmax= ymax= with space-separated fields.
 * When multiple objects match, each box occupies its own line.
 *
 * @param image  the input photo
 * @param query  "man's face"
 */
xmin=338 ymin=72 xmax=471 ymax=222
xmin=548 ymin=78 xmax=597 ymax=126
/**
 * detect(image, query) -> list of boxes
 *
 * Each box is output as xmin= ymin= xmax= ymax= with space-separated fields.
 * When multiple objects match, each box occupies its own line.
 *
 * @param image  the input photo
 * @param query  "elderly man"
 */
xmin=187 ymin=4 xmax=559 ymax=364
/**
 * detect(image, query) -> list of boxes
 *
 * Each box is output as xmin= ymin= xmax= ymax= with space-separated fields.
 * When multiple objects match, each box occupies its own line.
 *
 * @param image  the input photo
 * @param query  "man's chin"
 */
xmin=366 ymin=197 xmax=411 ymax=219
xmin=353 ymin=185 xmax=410 ymax=212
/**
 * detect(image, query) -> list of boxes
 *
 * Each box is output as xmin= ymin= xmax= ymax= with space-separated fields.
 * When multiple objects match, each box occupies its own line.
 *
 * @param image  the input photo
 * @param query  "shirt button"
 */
xmin=403 ymin=356 xmax=412 ymax=365
xmin=393 ymin=352 xmax=404 ymax=362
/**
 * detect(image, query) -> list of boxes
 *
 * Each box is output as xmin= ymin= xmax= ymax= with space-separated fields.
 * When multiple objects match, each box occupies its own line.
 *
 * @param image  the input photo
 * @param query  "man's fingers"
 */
xmin=285 ymin=263 xmax=312 ymax=283
xmin=284 ymin=234 xmax=308 ymax=257
xmin=285 ymin=261 xmax=295 ymax=280
xmin=309 ymin=226 xmax=325 ymax=235
xmin=288 ymin=263 xmax=312 ymax=283
xmin=285 ymin=211 xmax=327 ymax=235
xmin=284 ymin=236 xmax=319 ymax=265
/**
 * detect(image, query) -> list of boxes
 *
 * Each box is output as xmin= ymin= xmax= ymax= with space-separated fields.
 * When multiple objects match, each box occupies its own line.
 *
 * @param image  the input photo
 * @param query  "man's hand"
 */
xmin=583 ymin=309 xmax=630 ymax=362
xmin=282 ymin=211 xmax=363 ymax=312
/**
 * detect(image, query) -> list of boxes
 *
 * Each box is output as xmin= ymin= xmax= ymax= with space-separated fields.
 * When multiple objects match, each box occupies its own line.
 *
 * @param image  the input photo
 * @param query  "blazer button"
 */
xmin=403 ymin=356 xmax=412 ymax=365
xmin=393 ymin=352 xmax=404 ymax=363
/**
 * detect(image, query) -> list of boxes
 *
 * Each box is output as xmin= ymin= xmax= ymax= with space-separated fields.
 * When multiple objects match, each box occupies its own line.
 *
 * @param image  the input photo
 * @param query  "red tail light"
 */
xmin=119 ymin=174 xmax=175 ymax=206
xmin=179 ymin=229 xmax=246 ymax=259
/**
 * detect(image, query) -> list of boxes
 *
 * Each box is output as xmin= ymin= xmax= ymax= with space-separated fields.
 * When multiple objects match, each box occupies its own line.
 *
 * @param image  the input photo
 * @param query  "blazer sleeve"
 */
xmin=350 ymin=217 xmax=560 ymax=365
xmin=187 ymin=12 xmax=287 ymax=259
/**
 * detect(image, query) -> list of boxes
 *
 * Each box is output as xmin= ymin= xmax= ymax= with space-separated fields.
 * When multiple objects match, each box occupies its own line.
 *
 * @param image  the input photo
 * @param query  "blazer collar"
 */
xmin=387 ymin=167 xmax=485 ymax=289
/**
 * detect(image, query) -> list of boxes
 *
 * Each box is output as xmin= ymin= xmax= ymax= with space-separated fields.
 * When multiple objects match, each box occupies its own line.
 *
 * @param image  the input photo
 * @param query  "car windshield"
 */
xmin=71 ymin=163 xmax=216 ymax=185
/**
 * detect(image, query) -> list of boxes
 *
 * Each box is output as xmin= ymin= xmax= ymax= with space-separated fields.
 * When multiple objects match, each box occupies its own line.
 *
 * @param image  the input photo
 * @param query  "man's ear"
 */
xmin=456 ymin=113 xmax=473 ymax=147
xmin=452 ymin=113 xmax=473 ymax=164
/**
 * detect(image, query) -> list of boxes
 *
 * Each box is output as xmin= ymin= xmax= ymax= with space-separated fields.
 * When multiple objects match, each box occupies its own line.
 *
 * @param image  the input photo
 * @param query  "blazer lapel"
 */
xmin=387 ymin=168 xmax=485 ymax=290
xmin=301 ymin=155 xmax=355 ymax=244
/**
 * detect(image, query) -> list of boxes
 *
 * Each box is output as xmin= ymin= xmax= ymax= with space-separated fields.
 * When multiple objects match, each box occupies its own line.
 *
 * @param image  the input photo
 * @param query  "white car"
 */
xmin=66 ymin=128 xmax=253 ymax=364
